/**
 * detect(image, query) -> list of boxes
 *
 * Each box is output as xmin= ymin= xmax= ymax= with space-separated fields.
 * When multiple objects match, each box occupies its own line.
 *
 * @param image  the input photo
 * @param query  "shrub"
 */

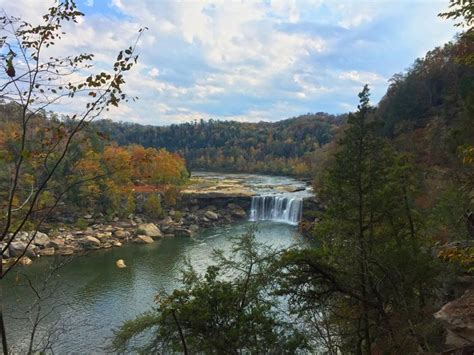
xmin=143 ymin=193 xmax=164 ymax=219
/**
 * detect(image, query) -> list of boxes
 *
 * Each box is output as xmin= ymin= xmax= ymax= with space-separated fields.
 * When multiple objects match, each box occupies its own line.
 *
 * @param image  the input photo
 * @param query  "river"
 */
xmin=3 ymin=173 xmax=312 ymax=353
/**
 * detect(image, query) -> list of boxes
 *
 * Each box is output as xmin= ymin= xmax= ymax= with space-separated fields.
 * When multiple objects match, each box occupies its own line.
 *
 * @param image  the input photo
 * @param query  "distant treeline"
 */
xmin=92 ymin=113 xmax=346 ymax=177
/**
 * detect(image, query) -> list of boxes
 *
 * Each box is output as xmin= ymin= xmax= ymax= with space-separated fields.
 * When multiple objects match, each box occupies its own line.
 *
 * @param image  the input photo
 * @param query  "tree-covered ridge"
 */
xmin=0 ymin=101 xmax=188 ymax=222
xmin=92 ymin=112 xmax=345 ymax=177
xmin=378 ymin=39 xmax=474 ymax=150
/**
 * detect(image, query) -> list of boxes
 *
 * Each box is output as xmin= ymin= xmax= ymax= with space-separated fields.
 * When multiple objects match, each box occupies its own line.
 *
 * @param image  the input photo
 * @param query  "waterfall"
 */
xmin=249 ymin=195 xmax=303 ymax=225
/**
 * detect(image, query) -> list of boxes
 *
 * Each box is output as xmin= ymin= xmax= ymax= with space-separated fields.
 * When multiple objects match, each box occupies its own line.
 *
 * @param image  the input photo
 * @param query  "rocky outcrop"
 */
xmin=5 ymin=191 xmax=253 ymax=266
xmin=138 ymin=223 xmax=163 ymax=238
xmin=435 ymin=287 xmax=474 ymax=348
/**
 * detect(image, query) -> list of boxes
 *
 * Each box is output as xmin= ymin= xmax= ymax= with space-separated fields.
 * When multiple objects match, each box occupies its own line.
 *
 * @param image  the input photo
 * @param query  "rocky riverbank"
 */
xmin=1 ymin=201 xmax=249 ymax=267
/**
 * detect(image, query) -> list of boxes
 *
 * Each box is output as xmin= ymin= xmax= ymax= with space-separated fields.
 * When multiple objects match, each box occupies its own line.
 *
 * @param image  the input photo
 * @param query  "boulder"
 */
xmin=112 ymin=241 xmax=123 ymax=247
xmin=159 ymin=216 xmax=174 ymax=227
xmin=32 ymin=232 xmax=50 ymax=247
xmin=138 ymin=223 xmax=163 ymax=238
xmin=38 ymin=247 xmax=55 ymax=256
xmin=434 ymin=287 xmax=474 ymax=347
xmin=17 ymin=231 xmax=29 ymax=243
xmin=78 ymin=236 xmax=101 ymax=250
xmin=56 ymin=247 xmax=74 ymax=256
xmin=113 ymin=229 xmax=130 ymax=239
xmin=204 ymin=210 xmax=219 ymax=221
xmin=189 ymin=224 xmax=199 ymax=232
xmin=46 ymin=238 xmax=64 ymax=250
xmin=17 ymin=256 xmax=33 ymax=266
xmin=230 ymin=207 xmax=247 ymax=218
xmin=174 ymin=228 xmax=194 ymax=238
xmin=116 ymin=259 xmax=126 ymax=268
xmin=9 ymin=241 xmax=36 ymax=258
xmin=133 ymin=235 xmax=154 ymax=244
xmin=95 ymin=232 xmax=112 ymax=239
xmin=83 ymin=214 xmax=93 ymax=220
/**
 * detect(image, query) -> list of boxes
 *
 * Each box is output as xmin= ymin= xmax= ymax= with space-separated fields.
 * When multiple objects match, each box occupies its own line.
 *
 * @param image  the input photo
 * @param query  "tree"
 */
xmin=143 ymin=193 xmax=164 ymax=219
xmin=0 ymin=2 xmax=145 ymax=352
xmin=276 ymin=86 xmax=443 ymax=353
xmin=112 ymin=227 xmax=307 ymax=354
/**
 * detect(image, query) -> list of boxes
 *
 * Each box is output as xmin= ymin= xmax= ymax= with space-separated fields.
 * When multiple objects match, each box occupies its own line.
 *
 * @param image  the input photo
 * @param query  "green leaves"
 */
xmin=112 ymin=228 xmax=306 ymax=353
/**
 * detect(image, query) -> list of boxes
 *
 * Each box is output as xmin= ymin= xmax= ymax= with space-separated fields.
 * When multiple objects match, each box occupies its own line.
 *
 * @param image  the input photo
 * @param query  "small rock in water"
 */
xmin=116 ymin=259 xmax=126 ymax=268
xmin=18 ymin=256 xmax=33 ymax=266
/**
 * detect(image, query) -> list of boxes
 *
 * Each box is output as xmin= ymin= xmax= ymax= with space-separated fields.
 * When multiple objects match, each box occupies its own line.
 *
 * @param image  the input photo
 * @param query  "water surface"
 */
xmin=5 ymin=222 xmax=304 ymax=353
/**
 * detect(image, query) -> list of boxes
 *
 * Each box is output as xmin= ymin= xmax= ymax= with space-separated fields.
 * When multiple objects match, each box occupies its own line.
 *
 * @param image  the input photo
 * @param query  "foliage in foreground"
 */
xmin=276 ymin=86 xmax=448 ymax=354
xmin=112 ymin=227 xmax=307 ymax=354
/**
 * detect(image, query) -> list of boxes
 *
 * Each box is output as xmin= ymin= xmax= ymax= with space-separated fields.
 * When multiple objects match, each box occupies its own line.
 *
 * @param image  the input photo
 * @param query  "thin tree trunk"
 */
xmin=171 ymin=309 xmax=188 ymax=355
xmin=0 ymin=259 xmax=8 ymax=355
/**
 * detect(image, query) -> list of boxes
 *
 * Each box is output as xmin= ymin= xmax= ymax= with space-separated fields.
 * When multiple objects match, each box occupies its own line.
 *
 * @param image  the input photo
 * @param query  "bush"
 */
xmin=143 ymin=193 xmax=164 ymax=219
xmin=163 ymin=186 xmax=179 ymax=206
xmin=75 ymin=217 xmax=88 ymax=230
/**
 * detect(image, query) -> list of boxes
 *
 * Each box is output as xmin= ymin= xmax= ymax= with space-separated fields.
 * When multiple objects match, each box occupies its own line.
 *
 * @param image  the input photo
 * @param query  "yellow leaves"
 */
xmin=438 ymin=246 xmax=474 ymax=272
xmin=461 ymin=145 xmax=474 ymax=165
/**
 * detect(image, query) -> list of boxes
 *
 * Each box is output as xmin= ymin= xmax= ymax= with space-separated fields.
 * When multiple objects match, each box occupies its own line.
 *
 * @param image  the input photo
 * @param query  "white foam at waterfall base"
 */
xmin=249 ymin=194 xmax=303 ymax=225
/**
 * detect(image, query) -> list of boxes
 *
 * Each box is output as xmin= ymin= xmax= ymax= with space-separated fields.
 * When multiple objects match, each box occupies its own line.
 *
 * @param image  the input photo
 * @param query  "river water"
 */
xmin=4 ymin=173 xmax=311 ymax=353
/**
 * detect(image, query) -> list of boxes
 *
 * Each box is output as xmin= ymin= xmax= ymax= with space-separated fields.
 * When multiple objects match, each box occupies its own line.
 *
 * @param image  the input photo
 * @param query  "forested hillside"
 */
xmin=93 ymin=113 xmax=345 ymax=176
xmin=0 ymin=102 xmax=189 ymax=221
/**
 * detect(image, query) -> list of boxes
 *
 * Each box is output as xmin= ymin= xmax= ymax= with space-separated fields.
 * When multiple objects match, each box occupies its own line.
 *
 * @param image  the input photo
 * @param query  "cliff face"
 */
xmin=435 ymin=285 xmax=474 ymax=351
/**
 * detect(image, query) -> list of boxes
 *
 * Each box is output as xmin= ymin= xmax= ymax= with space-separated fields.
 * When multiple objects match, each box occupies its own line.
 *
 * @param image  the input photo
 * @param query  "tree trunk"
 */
xmin=0 ymin=259 xmax=8 ymax=355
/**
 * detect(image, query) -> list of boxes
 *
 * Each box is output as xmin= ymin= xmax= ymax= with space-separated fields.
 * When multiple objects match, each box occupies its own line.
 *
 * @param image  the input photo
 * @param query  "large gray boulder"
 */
xmin=9 ymin=241 xmax=36 ymax=258
xmin=32 ymin=232 xmax=50 ymax=247
xmin=138 ymin=223 xmax=163 ymax=238
xmin=78 ymin=236 xmax=101 ymax=250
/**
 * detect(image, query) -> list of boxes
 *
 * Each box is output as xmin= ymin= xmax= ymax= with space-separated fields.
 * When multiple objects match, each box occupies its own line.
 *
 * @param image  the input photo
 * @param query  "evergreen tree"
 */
xmin=277 ymin=86 xmax=444 ymax=353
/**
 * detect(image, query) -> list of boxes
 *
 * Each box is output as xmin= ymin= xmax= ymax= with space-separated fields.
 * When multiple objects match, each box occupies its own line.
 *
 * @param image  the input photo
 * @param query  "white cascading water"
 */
xmin=249 ymin=195 xmax=303 ymax=225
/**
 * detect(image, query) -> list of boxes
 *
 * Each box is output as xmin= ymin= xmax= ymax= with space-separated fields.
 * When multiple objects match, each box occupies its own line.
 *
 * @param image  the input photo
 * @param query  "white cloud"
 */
xmin=1 ymin=0 xmax=459 ymax=124
xmin=148 ymin=68 xmax=160 ymax=77
xmin=338 ymin=70 xmax=386 ymax=85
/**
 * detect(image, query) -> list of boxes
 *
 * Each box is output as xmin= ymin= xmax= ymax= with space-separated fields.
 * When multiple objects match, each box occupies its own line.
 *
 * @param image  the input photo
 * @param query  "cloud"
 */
xmin=2 ymin=0 xmax=459 ymax=125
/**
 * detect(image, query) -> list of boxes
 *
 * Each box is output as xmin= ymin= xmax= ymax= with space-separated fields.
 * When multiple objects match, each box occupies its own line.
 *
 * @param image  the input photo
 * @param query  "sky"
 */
xmin=2 ymin=0 xmax=459 ymax=125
